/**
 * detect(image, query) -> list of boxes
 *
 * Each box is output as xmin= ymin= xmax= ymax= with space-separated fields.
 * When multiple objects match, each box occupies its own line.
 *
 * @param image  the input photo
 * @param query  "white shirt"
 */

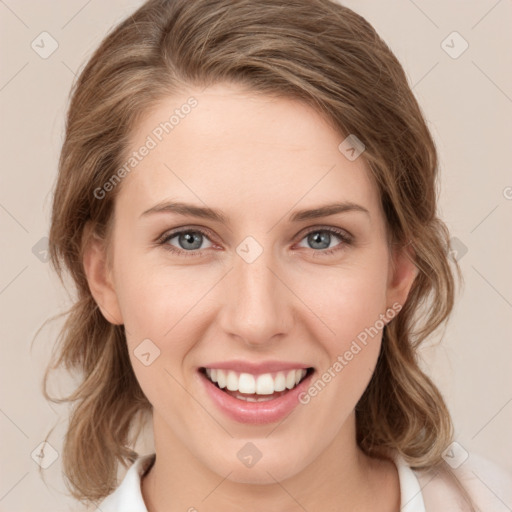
xmin=98 ymin=452 xmax=512 ymax=511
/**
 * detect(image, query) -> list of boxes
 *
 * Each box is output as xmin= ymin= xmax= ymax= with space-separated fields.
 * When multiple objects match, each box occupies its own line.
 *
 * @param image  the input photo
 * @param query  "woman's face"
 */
xmin=87 ymin=82 xmax=415 ymax=483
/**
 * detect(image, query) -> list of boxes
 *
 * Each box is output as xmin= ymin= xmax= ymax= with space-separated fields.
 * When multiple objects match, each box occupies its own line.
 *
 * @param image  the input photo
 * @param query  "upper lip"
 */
xmin=200 ymin=360 xmax=313 ymax=374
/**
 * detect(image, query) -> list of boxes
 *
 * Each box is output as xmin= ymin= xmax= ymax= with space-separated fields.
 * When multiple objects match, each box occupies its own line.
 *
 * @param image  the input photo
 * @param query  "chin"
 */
xmin=202 ymin=446 xmax=310 ymax=485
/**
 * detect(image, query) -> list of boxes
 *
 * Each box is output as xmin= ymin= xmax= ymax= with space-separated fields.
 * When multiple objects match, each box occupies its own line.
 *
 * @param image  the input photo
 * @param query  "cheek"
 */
xmin=295 ymin=251 xmax=389 ymax=404
xmin=113 ymin=227 xmax=390 ymax=389
xmin=112 ymin=240 xmax=194 ymax=340
xmin=112 ymin=245 xmax=219 ymax=396
xmin=296 ymin=264 xmax=388 ymax=434
xmin=302 ymin=257 xmax=389 ymax=352
xmin=114 ymin=238 xmax=390 ymax=353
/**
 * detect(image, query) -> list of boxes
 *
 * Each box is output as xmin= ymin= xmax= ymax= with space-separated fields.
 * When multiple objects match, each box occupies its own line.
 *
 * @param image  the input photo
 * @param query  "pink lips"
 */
xmin=198 ymin=362 xmax=314 ymax=425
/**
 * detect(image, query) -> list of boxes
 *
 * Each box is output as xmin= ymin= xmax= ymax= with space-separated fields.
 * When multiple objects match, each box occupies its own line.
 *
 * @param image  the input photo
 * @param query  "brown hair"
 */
xmin=45 ymin=0 xmax=467 ymax=506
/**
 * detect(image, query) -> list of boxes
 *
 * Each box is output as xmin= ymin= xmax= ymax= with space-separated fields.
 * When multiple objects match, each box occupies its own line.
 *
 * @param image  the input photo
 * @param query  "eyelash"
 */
xmin=156 ymin=226 xmax=353 ymax=259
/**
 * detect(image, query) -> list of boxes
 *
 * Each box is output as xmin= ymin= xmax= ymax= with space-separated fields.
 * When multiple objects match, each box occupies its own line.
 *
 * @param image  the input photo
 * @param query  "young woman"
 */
xmin=45 ymin=0 xmax=511 ymax=510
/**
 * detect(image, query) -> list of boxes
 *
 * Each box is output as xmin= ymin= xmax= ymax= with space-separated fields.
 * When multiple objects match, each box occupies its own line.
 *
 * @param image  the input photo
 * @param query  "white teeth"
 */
xmin=285 ymin=370 xmax=296 ymax=390
xmin=256 ymin=374 xmax=275 ymax=395
xmin=217 ymin=369 xmax=227 ymax=389
xmin=274 ymin=372 xmax=286 ymax=392
xmin=226 ymin=371 xmax=239 ymax=391
xmin=205 ymin=368 xmax=308 ymax=395
xmin=236 ymin=394 xmax=275 ymax=402
xmin=239 ymin=373 xmax=256 ymax=394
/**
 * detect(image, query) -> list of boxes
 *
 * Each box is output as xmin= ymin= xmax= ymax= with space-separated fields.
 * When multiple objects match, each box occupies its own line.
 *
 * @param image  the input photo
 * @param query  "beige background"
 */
xmin=1 ymin=1 xmax=511 ymax=510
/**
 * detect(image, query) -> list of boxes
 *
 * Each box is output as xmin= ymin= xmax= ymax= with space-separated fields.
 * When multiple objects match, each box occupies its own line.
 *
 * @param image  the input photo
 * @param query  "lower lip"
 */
xmin=199 ymin=369 xmax=314 ymax=425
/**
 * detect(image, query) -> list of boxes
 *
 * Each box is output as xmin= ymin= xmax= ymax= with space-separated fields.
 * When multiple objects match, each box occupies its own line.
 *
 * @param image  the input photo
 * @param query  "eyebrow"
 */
xmin=140 ymin=200 xmax=370 ymax=223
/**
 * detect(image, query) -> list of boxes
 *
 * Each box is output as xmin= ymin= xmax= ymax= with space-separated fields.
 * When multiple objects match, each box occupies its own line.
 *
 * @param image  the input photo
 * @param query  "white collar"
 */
xmin=98 ymin=452 xmax=426 ymax=512
xmin=392 ymin=453 xmax=426 ymax=512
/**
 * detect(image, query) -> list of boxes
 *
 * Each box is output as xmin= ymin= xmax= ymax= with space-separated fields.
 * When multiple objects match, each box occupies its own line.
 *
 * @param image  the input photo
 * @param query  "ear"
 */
xmin=82 ymin=222 xmax=123 ymax=325
xmin=385 ymin=242 xmax=418 ymax=311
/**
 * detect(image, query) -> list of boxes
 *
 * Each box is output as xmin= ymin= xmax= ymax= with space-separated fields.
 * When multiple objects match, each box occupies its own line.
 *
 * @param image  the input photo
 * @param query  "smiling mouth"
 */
xmin=199 ymin=367 xmax=315 ymax=402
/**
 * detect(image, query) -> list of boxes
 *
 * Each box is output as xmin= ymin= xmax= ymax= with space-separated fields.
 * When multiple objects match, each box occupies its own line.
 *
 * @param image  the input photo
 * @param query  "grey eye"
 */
xmin=165 ymin=230 xmax=213 ymax=251
xmin=307 ymin=231 xmax=332 ymax=250
xmin=178 ymin=232 xmax=203 ymax=250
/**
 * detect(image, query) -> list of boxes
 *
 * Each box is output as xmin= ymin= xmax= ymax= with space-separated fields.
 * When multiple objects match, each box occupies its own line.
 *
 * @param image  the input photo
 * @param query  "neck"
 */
xmin=142 ymin=412 xmax=399 ymax=512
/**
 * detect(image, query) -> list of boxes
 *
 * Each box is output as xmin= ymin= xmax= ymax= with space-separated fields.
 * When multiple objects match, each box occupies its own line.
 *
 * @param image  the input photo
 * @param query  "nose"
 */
xmin=216 ymin=242 xmax=294 ymax=348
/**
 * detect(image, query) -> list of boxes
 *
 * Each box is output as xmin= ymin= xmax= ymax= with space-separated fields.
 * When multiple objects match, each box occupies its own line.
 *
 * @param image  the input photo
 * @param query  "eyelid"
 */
xmin=156 ymin=226 xmax=217 ymax=259
xmin=157 ymin=224 xmax=352 ymax=242
xmin=156 ymin=225 xmax=216 ymax=243
xmin=157 ymin=224 xmax=353 ymax=257
xmin=298 ymin=224 xmax=353 ymax=243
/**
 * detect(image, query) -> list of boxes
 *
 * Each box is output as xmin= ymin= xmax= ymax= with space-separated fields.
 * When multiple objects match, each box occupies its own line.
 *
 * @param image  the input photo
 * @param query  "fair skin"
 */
xmin=84 ymin=82 xmax=417 ymax=512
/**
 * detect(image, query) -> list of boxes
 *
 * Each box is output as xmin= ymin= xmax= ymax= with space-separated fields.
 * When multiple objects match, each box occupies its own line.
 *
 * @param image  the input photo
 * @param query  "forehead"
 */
xmin=117 ymin=83 xmax=380 ymax=220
